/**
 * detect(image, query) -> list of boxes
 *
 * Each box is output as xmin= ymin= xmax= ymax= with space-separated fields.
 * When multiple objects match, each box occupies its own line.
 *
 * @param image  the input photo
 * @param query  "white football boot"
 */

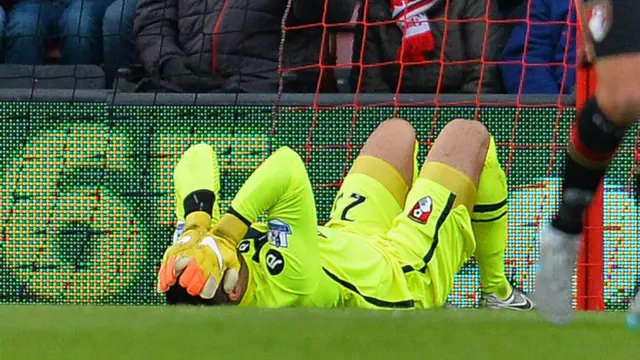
xmin=483 ymin=287 xmax=535 ymax=311
xmin=534 ymin=225 xmax=581 ymax=325
xmin=626 ymin=290 xmax=640 ymax=329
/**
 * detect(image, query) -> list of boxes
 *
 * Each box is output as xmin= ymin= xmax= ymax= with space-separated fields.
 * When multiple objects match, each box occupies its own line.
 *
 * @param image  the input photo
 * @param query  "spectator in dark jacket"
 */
xmin=103 ymin=0 xmax=137 ymax=88
xmin=3 ymin=0 xmax=136 ymax=87
xmin=0 ymin=5 xmax=5 ymax=57
xmin=133 ymin=0 xmax=355 ymax=93
xmin=352 ymin=0 xmax=505 ymax=94
xmin=500 ymin=0 xmax=577 ymax=94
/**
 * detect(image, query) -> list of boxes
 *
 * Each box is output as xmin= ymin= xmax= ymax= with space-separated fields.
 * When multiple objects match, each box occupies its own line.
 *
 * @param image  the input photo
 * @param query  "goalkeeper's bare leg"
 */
xmin=359 ymin=118 xmax=417 ymax=188
xmin=385 ymin=119 xmax=531 ymax=309
xmin=426 ymin=120 xmax=532 ymax=309
xmin=327 ymin=118 xmax=417 ymax=235
xmin=536 ymin=0 xmax=640 ymax=325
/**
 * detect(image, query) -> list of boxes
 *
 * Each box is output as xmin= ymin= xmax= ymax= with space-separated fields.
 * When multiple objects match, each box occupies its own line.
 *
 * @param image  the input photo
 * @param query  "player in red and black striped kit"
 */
xmin=535 ymin=0 xmax=640 ymax=325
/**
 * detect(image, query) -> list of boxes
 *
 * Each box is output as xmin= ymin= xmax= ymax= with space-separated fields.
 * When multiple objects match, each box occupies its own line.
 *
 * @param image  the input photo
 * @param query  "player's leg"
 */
xmin=473 ymin=136 xmax=534 ymax=310
xmin=537 ymin=0 xmax=640 ymax=324
xmin=628 ymin=290 xmax=640 ymax=329
xmin=358 ymin=117 xmax=415 ymax=189
xmin=322 ymin=118 xmax=420 ymax=309
xmin=425 ymin=119 xmax=528 ymax=308
xmin=386 ymin=119 xmax=488 ymax=308
xmin=327 ymin=118 xmax=416 ymax=232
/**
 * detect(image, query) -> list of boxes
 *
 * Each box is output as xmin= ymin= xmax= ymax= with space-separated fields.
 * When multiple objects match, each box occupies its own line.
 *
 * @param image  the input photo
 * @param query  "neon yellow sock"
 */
xmin=472 ymin=137 xmax=511 ymax=300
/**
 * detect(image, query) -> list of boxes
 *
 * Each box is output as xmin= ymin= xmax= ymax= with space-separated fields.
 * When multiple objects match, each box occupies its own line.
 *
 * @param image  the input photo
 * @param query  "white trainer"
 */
xmin=534 ymin=225 xmax=581 ymax=325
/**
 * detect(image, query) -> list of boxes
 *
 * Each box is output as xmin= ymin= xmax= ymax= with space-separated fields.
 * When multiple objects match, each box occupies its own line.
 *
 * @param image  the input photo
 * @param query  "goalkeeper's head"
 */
xmin=165 ymin=254 xmax=250 ymax=306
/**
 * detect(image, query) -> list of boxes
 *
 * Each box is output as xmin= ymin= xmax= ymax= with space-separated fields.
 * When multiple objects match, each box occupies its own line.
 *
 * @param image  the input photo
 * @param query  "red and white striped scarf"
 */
xmin=390 ymin=0 xmax=441 ymax=62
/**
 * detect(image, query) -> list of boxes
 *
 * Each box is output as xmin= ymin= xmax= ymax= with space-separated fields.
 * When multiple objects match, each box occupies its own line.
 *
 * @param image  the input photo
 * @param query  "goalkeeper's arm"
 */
xmin=173 ymin=143 xmax=221 ymax=235
xmin=214 ymin=146 xmax=315 ymax=246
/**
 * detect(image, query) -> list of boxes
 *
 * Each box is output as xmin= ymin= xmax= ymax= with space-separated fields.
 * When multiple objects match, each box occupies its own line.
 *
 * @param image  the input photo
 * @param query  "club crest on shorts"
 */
xmin=268 ymin=219 xmax=291 ymax=248
xmin=584 ymin=0 xmax=612 ymax=43
xmin=408 ymin=196 xmax=433 ymax=224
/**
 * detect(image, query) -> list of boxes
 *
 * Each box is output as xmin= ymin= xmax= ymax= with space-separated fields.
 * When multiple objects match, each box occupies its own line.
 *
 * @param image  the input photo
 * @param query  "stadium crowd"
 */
xmin=0 ymin=0 xmax=576 ymax=94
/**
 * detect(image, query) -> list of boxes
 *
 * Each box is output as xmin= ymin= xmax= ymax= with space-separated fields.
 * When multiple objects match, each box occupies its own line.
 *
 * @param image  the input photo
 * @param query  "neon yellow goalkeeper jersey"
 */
xmin=174 ymin=144 xmax=418 ymax=309
xmin=236 ymin=223 xmax=343 ymax=308
xmin=229 ymin=146 xmax=417 ymax=309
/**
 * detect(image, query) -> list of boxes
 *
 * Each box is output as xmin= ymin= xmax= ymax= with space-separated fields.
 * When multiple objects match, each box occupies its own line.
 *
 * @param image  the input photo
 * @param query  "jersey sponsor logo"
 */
xmin=238 ymin=240 xmax=251 ymax=254
xmin=172 ymin=222 xmax=185 ymax=244
xmin=408 ymin=196 xmax=433 ymax=224
xmin=585 ymin=0 xmax=612 ymax=43
xmin=267 ymin=219 xmax=291 ymax=248
xmin=265 ymin=249 xmax=285 ymax=275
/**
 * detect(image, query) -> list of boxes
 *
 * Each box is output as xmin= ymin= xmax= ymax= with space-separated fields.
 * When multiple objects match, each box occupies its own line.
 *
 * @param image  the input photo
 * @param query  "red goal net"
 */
xmin=1 ymin=0 xmax=637 ymax=310
xmin=275 ymin=0 xmax=632 ymax=311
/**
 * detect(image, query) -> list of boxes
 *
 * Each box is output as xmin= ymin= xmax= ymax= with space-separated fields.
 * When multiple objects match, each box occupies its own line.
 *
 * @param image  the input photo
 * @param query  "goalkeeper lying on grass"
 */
xmin=158 ymin=118 xmax=534 ymax=310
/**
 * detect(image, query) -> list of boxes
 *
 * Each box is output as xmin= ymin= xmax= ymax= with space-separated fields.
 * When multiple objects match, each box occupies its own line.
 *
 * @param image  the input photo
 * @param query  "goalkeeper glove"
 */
xmin=158 ymin=211 xmax=241 ymax=298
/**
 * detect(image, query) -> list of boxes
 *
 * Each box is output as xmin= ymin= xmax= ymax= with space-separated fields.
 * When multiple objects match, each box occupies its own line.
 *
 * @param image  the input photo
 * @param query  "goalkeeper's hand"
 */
xmin=157 ymin=211 xmax=241 ymax=298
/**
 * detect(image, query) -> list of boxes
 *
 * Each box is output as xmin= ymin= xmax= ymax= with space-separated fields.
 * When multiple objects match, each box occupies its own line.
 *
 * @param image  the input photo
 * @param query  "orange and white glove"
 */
xmin=157 ymin=212 xmax=241 ymax=298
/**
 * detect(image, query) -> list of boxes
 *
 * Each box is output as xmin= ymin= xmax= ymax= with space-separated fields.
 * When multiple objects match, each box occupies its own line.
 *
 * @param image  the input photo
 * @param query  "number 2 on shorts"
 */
xmin=332 ymin=192 xmax=366 ymax=222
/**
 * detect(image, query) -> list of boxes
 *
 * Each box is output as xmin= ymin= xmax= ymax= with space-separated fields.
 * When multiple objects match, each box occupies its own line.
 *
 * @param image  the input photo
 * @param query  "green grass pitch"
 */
xmin=1 ymin=306 xmax=638 ymax=359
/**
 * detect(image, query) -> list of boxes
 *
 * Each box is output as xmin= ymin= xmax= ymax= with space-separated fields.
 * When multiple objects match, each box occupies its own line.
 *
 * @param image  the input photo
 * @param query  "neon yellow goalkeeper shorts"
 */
xmin=322 ymin=156 xmax=476 ymax=309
